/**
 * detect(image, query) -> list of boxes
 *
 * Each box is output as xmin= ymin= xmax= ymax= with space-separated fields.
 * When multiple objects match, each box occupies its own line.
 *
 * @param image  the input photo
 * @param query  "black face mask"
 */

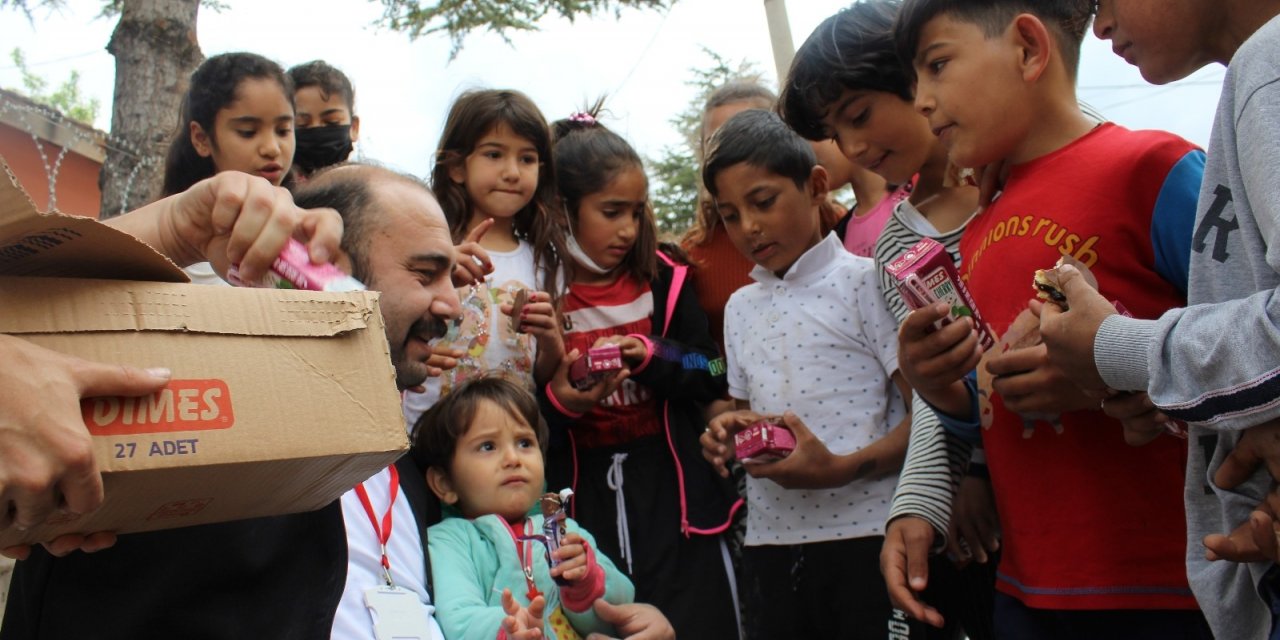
xmin=294 ymin=124 xmax=354 ymax=174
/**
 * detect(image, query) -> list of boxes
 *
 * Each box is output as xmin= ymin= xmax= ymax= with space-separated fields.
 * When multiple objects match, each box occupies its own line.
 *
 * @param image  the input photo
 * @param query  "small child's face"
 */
xmin=430 ymin=399 xmax=544 ymax=522
xmin=714 ymin=162 xmax=824 ymax=279
xmin=819 ymin=89 xmax=939 ymax=186
xmin=451 ymin=122 xmax=540 ymax=221
xmin=910 ymin=14 xmax=1033 ymax=169
xmin=1092 ymin=0 xmax=1216 ymax=84
xmin=190 ymin=77 xmax=295 ymax=186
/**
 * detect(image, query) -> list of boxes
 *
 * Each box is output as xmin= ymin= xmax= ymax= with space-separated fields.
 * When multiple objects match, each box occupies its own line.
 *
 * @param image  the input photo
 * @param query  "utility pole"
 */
xmin=763 ymin=0 xmax=795 ymax=87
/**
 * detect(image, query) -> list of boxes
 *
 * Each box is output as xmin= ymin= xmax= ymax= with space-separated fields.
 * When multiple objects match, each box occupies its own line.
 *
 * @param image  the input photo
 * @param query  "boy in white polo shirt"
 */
xmin=698 ymin=109 xmax=912 ymax=639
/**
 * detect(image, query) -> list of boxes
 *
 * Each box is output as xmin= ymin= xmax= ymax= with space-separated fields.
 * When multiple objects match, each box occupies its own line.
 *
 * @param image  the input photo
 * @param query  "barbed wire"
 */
xmin=0 ymin=93 xmax=160 ymax=213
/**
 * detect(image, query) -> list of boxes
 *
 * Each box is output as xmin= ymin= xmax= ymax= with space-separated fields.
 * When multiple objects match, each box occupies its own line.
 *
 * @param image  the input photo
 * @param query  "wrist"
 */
xmin=545 ymin=382 xmax=585 ymax=418
xmin=919 ymin=380 xmax=973 ymax=420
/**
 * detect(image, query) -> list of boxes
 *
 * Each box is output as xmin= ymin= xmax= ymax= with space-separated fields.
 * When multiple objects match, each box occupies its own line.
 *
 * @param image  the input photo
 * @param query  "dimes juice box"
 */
xmin=884 ymin=238 xmax=994 ymax=350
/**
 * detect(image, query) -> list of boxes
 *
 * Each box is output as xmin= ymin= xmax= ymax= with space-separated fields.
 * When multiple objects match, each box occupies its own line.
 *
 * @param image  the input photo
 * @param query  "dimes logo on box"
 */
xmin=82 ymin=380 xmax=235 ymax=435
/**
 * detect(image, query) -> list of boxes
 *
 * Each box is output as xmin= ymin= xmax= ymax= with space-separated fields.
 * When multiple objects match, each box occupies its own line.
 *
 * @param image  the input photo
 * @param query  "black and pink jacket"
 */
xmin=541 ymin=250 xmax=742 ymax=536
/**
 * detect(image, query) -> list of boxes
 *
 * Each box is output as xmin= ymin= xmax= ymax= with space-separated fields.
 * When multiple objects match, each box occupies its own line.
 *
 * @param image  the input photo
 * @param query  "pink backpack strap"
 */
xmin=656 ymin=251 xmax=685 ymax=337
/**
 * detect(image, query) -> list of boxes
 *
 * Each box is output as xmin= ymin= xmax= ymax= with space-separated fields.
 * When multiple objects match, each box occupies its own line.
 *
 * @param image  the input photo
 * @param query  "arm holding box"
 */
xmin=105 ymin=171 xmax=343 ymax=282
xmin=898 ymin=303 xmax=983 ymax=420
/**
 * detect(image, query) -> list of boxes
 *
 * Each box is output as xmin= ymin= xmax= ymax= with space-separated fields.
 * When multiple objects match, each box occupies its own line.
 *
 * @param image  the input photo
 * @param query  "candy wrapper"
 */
xmin=227 ymin=237 xmax=365 ymax=292
xmin=518 ymin=489 xmax=574 ymax=586
xmin=1030 ymin=256 xmax=1184 ymax=438
xmin=885 ymin=238 xmax=995 ymax=350
xmin=734 ymin=419 xmax=797 ymax=462
xmin=569 ymin=344 xmax=624 ymax=390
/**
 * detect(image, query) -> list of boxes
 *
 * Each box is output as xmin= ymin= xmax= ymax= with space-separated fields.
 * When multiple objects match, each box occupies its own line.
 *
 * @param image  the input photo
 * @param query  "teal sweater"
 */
xmin=429 ymin=514 xmax=634 ymax=640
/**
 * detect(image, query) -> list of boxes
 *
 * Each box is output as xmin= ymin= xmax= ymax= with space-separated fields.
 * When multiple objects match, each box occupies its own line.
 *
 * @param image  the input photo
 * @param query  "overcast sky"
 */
xmin=1 ymin=0 xmax=1226 ymax=179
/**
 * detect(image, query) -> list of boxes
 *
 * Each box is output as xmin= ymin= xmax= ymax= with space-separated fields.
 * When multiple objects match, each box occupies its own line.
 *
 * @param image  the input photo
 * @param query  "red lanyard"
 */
xmin=513 ymin=520 xmax=543 ymax=601
xmin=355 ymin=465 xmax=400 ymax=587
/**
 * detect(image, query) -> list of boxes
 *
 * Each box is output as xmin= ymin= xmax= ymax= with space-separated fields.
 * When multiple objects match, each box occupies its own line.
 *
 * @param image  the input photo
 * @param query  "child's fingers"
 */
xmin=552 ymin=555 xmax=588 ymax=580
xmin=451 ymin=257 xmax=487 ymax=287
xmin=425 ymin=352 xmax=459 ymax=373
xmin=984 ymin=343 xmax=1046 ymax=377
xmin=451 ymin=263 xmax=481 ymax=287
xmin=1214 ymin=438 xmax=1264 ymax=492
xmin=527 ymin=595 xmax=547 ymax=622
xmin=899 ymin=302 xmax=953 ymax=342
xmin=462 ymin=217 xmax=495 ymax=245
xmin=501 ymin=588 xmax=518 ymax=616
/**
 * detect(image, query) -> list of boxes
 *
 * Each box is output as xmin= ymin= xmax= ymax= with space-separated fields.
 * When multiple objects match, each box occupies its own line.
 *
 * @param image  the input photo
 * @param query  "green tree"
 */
xmin=377 ymin=0 xmax=675 ymax=57
xmin=3 ymin=0 xmax=677 ymax=214
xmin=648 ymin=48 xmax=763 ymax=236
xmin=7 ymin=48 xmax=101 ymax=124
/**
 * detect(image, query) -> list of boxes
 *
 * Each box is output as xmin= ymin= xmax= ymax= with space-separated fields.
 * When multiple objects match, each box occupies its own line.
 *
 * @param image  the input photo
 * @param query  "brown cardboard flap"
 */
xmin=0 ymin=155 xmax=187 ymax=282
xmin=0 ymin=276 xmax=379 ymax=337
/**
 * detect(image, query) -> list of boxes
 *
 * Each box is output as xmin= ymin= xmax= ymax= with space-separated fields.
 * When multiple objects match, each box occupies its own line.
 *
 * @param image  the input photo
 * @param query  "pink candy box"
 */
xmin=884 ymin=238 xmax=994 ymax=350
xmin=734 ymin=420 xmax=796 ymax=462
xmin=569 ymin=344 xmax=624 ymax=390
xmin=227 ymin=238 xmax=365 ymax=292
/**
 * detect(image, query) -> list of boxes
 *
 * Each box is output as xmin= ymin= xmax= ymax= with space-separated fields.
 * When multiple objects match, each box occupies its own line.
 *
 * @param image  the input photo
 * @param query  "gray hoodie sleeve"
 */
xmin=1094 ymin=70 xmax=1280 ymax=431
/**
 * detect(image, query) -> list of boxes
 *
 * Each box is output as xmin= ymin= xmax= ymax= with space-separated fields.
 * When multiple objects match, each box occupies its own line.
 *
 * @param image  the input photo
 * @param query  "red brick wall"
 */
xmin=0 ymin=122 xmax=102 ymax=219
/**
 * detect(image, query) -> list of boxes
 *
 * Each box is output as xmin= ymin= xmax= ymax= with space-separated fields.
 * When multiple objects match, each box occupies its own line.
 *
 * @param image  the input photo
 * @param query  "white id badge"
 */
xmin=364 ymin=585 xmax=437 ymax=640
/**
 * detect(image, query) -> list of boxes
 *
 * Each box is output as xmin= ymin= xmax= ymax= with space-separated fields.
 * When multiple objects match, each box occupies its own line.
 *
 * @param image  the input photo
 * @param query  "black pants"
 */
xmin=574 ymin=437 xmax=740 ymax=639
xmin=914 ymin=551 xmax=999 ymax=640
xmin=742 ymin=536 xmax=928 ymax=640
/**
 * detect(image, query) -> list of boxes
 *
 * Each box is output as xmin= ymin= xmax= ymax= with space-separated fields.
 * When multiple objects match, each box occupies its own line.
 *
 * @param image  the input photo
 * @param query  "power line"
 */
xmin=613 ymin=9 xmax=672 ymax=95
xmin=0 ymin=49 xmax=104 ymax=71
xmin=1080 ymin=79 xmax=1222 ymax=90
xmin=1097 ymin=83 xmax=1187 ymax=111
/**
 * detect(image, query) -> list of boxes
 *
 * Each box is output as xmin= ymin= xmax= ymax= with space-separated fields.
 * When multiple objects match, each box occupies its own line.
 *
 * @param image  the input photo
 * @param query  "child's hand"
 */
xmin=500 ymin=588 xmax=546 ymax=640
xmin=424 ymin=344 xmax=463 ymax=378
xmin=547 ymin=349 xmax=629 ymax=416
xmin=1204 ymin=507 xmax=1280 ymax=565
xmin=550 ymin=532 xmax=591 ymax=583
xmin=881 ymin=516 xmax=946 ymax=629
xmin=1203 ymin=420 xmax=1280 ymax=564
xmin=586 ymin=600 xmax=675 ymax=640
xmin=972 ymin=160 xmax=1008 ymax=209
xmin=700 ymin=410 xmax=760 ymax=478
xmin=502 ymin=291 xmax=562 ymax=346
xmin=593 ymin=336 xmax=647 ymax=367
xmin=1099 ymin=391 xmax=1174 ymax=446
xmin=987 ymin=301 xmax=1098 ymax=415
xmin=946 ymin=475 xmax=1000 ymax=568
xmin=452 ymin=218 xmax=495 ymax=287
xmin=1037 ymin=263 xmax=1117 ymax=391
xmin=898 ymin=302 xmax=982 ymax=407
xmin=986 ymin=344 xmax=1097 ymax=415
xmin=742 ymin=412 xmax=841 ymax=489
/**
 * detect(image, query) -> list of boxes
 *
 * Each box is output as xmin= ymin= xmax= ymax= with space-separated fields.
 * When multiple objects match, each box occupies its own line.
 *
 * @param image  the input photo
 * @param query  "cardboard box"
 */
xmin=0 ymin=158 xmax=407 ymax=547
